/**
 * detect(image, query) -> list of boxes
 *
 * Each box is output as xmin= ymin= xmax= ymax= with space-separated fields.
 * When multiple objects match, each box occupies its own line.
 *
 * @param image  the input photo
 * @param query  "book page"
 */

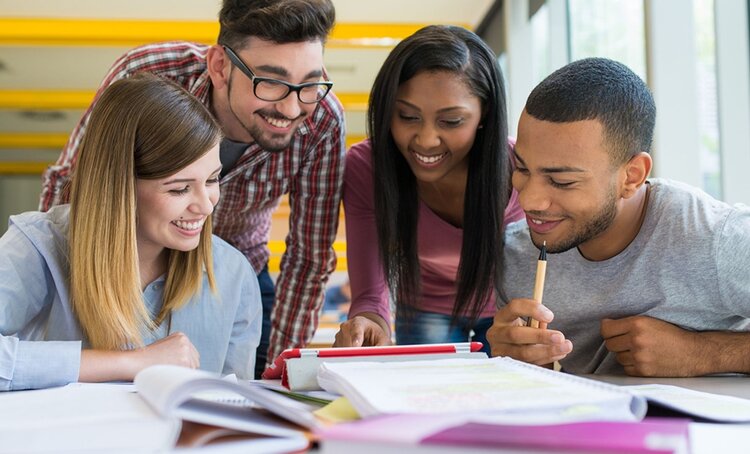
xmin=318 ymin=357 xmax=646 ymax=423
xmin=135 ymin=365 xmax=322 ymax=431
xmin=0 ymin=383 xmax=179 ymax=452
xmin=625 ymin=384 xmax=750 ymax=422
xmin=177 ymin=421 xmax=309 ymax=452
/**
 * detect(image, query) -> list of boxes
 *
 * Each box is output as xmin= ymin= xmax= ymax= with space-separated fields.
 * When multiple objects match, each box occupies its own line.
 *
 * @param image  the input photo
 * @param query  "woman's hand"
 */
xmin=333 ymin=313 xmax=392 ymax=347
xmin=79 ymin=331 xmax=200 ymax=382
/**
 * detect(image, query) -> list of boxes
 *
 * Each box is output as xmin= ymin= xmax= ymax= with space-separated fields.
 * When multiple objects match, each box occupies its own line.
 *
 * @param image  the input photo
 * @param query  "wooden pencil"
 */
xmin=526 ymin=241 xmax=547 ymax=329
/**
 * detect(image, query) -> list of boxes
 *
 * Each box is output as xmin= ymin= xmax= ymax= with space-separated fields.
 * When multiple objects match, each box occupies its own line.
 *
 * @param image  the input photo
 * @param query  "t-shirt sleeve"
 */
xmin=715 ymin=206 xmax=750 ymax=318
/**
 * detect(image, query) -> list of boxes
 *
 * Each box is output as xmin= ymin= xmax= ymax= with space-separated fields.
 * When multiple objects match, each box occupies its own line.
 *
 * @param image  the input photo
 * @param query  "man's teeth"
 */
xmin=264 ymin=116 xmax=291 ymax=128
xmin=173 ymin=219 xmax=205 ymax=230
xmin=531 ymin=219 xmax=544 ymax=225
xmin=414 ymin=152 xmax=446 ymax=164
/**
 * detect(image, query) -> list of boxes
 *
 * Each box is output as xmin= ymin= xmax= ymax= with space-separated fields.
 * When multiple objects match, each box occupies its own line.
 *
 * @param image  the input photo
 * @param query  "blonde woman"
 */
xmin=0 ymin=74 xmax=261 ymax=391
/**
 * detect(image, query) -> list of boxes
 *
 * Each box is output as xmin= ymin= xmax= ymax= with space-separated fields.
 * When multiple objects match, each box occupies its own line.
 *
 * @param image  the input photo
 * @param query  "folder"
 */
xmin=262 ymin=342 xmax=486 ymax=391
xmin=319 ymin=414 xmax=691 ymax=454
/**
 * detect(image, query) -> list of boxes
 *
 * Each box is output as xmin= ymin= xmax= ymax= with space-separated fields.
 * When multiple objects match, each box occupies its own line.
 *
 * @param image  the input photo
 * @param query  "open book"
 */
xmin=317 ymin=356 xmax=750 ymax=424
xmin=135 ymin=365 xmax=324 ymax=439
xmin=0 ymin=366 xmax=325 ymax=453
xmin=318 ymin=356 xmax=646 ymax=423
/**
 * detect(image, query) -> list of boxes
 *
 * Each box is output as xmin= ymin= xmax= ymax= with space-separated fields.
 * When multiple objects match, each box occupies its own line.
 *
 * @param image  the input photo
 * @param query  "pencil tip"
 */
xmin=539 ymin=240 xmax=547 ymax=261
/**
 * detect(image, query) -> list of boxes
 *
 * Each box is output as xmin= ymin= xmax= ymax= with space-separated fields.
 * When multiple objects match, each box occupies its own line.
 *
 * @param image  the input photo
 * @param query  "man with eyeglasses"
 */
xmin=40 ymin=0 xmax=345 ymax=378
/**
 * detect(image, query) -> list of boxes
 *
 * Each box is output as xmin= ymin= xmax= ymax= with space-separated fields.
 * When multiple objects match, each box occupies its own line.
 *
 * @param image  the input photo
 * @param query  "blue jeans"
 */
xmin=395 ymin=309 xmax=493 ymax=355
xmin=255 ymin=266 xmax=275 ymax=379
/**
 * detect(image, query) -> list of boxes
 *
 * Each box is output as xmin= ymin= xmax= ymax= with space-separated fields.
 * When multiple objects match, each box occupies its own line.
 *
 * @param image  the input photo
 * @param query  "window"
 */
xmin=694 ymin=0 xmax=721 ymax=198
xmin=568 ymin=0 xmax=646 ymax=79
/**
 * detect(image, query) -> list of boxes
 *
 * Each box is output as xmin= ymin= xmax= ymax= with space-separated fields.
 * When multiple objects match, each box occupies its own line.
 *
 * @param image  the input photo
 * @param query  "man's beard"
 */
xmin=536 ymin=185 xmax=618 ymax=254
xmin=227 ymin=78 xmax=301 ymax=152
xmin=245 ymin=112 xmax=298 ymax=152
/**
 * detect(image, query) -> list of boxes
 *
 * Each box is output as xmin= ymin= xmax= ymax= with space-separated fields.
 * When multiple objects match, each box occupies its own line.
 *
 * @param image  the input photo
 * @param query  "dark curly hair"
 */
xmin=218 ymin=0 xmax=335 ymax=49
xmin=525 ymin=57 xmax=656 ymax=165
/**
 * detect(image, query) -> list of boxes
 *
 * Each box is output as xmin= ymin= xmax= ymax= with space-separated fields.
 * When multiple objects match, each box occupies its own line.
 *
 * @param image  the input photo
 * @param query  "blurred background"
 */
xmin=0 ymin=0 xmax=748 ymax=283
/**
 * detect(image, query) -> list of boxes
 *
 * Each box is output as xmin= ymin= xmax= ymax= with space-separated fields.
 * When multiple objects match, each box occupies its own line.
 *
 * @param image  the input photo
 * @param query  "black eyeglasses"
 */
xmin=223 ymin=46 xmax=333 ymax=104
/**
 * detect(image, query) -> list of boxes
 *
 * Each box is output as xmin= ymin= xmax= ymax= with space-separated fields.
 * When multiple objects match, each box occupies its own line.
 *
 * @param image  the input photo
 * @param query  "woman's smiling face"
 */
xmin=390 ymin=70 xmax=483 ymax=185
xmin=134 ymin=143 xmax=222 ymax=260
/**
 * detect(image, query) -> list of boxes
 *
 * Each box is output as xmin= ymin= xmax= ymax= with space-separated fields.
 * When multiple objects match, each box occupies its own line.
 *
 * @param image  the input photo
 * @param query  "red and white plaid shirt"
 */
xmin=40 ymin=42 xmax=346 ymax=362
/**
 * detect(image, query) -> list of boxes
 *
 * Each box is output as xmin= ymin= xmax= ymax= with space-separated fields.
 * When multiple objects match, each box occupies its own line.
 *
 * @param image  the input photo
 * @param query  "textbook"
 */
xmin=0 ymin=367 xmax=321 ymax=453
xmin=319 ymin=414 xmax=692 ymax=454
xmin=317 ymin=356 xmax=750 ymax=423
xmin=135 ymin=364 xmax=323 ymax=434
xmin=318 ymin=356 xmax=648 ymax=422
xmin=133 ymin=365 xmax=326 ymax=452
xmin=263 ymin=342 xmax=486 ymax=391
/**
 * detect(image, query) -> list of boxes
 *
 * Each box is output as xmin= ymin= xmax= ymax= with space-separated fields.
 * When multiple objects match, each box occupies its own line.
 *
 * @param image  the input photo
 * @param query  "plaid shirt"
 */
xmin=40 ymin=42 xmax=346 ymax=363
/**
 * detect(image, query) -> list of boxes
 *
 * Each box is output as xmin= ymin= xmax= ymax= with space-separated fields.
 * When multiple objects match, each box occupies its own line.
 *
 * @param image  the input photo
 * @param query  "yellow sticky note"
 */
xmin=313 ymin=397 xmax=360 ymax=424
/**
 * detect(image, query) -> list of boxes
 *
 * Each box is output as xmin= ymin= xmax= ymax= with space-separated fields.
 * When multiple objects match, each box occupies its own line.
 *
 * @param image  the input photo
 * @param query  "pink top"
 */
xmin=343 ymin=140 xmax=524 ymax=327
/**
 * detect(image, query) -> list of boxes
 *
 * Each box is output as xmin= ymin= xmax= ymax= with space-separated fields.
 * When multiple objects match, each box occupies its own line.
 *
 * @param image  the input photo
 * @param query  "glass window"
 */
xmin=531 ymin=3 xmax=551 ymax=84
xmin=568 ymin=0 xmax=646 ymax=80
xmin=694 ymin=0 xmax=721 ymax=198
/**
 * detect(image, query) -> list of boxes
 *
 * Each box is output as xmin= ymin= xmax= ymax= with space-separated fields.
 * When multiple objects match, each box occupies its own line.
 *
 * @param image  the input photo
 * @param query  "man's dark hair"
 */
xmin=218 ymin=0 xmax=335 ymax=49
xmin=525 ymin=57 xmax=656 ymax=165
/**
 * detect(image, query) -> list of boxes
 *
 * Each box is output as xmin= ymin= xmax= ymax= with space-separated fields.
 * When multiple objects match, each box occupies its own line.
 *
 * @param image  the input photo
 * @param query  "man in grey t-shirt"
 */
xmin=488 ymin=58 xmax=750 ymax=377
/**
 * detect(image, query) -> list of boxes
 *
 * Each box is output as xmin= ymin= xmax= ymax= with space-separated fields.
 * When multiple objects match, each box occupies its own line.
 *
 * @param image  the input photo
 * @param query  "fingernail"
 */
xmin=541 ymin=307 xmax=553 ymax=320
xmin=550 ymin=332 xmax=563 ymax=343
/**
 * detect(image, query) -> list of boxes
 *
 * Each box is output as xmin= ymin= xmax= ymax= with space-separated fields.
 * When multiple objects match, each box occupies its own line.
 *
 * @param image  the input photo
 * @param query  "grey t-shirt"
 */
xmin=501 ymin=178 xmax=750 ymax=374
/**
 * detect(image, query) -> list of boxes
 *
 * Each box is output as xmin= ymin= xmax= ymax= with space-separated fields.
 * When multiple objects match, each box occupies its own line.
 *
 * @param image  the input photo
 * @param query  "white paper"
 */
xmin=0 ymin=383 xmax=179 ymax=453
xmin=626 ymin=384 xmax=750 ymax=422
xmin=317 ymin=356 xmax=646 ymax=422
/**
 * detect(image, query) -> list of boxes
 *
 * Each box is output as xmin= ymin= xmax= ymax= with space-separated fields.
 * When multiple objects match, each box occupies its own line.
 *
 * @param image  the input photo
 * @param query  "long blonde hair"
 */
xmin=69 ymin=74 xmax=223 ymax=350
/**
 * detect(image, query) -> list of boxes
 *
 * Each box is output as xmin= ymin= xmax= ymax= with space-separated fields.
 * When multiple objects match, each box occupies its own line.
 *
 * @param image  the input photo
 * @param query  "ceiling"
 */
xmin=0 ymin=0 xmax=495 ymax=172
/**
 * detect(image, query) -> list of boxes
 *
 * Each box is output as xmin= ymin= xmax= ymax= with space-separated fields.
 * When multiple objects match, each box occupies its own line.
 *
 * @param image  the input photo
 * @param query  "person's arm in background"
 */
xmin=333 ymin=141 xmax=392 ymax=347
xmin=267 ymin=104 xmax=346 ymax=365
xmin=40 ymin=43 xmax=209 ymax=211
xmin=39 ymin=53 xmax=136 ymax=210
xmin=39 ymin=100 xmax=93 ymax=210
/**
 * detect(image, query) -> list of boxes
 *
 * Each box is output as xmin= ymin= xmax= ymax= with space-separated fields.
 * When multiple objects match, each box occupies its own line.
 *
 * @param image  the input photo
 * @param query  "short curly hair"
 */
xmin=525 ymin=57 xmax=656 ymax=165
xmin=218 ymin=0 xmax=335 ymax=49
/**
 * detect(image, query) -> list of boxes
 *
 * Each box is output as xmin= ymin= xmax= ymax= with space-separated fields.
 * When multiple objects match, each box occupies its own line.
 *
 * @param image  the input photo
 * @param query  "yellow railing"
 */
xmin=0 ymin=89 xmax=370 ymax=111
xmin=0 ymin=132 xmax=366 ymax=151
xmin=266 ymin=240 xmax=347 ymax=273
xmin=0 ymin=133 xmax=69 ymax=149
xmin=0 ymin=162 xmax=50 ymax=174
xmin=0 ymin=18 xmax=452 ymax=48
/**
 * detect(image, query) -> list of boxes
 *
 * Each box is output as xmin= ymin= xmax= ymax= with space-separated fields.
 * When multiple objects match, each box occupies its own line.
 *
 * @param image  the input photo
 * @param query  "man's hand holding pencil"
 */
xmin=487 ymin=242 xmax=572 ymax=367
xmin=486 ymin=299 xmax=572 ymax=366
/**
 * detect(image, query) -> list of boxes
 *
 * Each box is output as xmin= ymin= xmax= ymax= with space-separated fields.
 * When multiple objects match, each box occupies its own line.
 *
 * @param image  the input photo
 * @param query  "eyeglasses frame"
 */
xmin=222 ymin=45 xmax=333 ymax=104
